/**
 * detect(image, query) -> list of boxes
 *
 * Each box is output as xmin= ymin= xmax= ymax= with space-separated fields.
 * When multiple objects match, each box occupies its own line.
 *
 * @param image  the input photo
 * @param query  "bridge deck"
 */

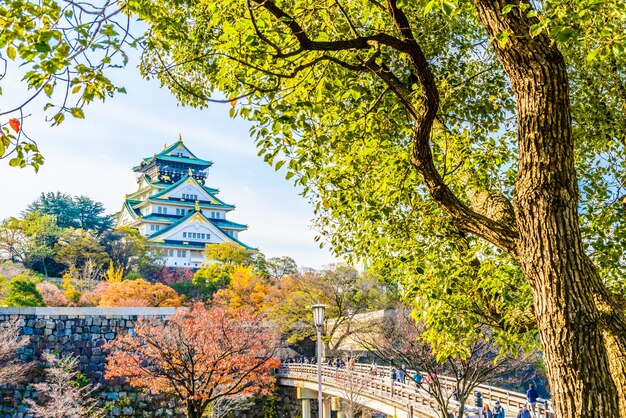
xmin=279 ymin=363 xmax=552 ymax=418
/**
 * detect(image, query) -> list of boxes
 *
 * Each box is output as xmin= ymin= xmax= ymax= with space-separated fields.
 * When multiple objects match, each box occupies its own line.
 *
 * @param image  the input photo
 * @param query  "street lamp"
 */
xmin=311 ymin=304 xmax=326 ymax=418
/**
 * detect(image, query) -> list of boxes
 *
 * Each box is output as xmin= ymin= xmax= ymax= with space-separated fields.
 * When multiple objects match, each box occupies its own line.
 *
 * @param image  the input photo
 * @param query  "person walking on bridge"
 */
xmin=526 ymin=383 xmax=538 ymax=417
xmin=516 ymin=405 xmax=531 ymax=418
xmin=493 ymin=401 xmax=505 ymax=418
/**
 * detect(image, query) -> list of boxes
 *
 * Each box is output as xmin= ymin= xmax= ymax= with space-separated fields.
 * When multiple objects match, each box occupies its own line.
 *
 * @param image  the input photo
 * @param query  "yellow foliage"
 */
xmin=61 ymin=272 xmax=81 ymax=304
xmin=98 ymin=279 xmax=183 ymax=307
xmin=214 ymin=265 xmax=270 ymax=313
xmin=103 ymin=261 xmax=124 ymax=282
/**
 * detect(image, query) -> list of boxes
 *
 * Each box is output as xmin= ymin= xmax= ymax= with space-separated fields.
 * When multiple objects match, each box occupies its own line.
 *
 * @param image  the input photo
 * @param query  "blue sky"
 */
xmin=0 ymin=56 xmax=339 ymax=269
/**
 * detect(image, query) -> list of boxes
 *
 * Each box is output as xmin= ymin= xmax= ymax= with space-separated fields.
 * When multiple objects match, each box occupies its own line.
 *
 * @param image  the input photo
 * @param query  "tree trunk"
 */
xmin=186 ymin=401 xmax=204 ymax=418
xmin=473 ymin=1 xmax=626 ymax=417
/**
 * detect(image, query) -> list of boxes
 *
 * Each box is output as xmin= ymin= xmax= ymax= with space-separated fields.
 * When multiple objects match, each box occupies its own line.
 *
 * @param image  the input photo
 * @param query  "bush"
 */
xmin=78 ymin=282 xmax=111 ymax=307
xmin=36 ymin=281 xmax=68 ymax=307
xmin=2 ymin=274 xmax=44 ymax=307
xmin=98 ymin=279 xmax=183 ymax=307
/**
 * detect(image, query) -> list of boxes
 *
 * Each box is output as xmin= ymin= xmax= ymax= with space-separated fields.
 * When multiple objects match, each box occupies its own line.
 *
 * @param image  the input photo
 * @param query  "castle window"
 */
xmin=183 ymin=232 xmax=187 ymax=238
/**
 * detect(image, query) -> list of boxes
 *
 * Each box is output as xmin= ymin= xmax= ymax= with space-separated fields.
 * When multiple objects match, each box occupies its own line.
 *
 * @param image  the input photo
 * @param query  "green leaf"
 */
xmin=555 ymin=27 xmax=574 ymax=43
xmin=35 ymin=42 xmax=51 ymax=53
xmin=502 ymin=4 xmax=515 ymax=14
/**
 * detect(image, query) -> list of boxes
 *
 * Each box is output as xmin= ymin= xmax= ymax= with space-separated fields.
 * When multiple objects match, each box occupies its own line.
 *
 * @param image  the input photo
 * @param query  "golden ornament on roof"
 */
xmin=195 ymin=200 xmax=200 ymax=212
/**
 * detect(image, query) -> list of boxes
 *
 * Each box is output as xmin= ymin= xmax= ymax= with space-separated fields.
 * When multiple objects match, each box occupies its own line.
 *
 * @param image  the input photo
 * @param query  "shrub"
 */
xmin=36 ymin=281 xmax=69 ymax=307
xmin=78 ymin=282 xmax=111 ymax=307
xmin=98 ymin=279 xmax=183 ymax=307
xmin=2 ymin=274 xmax=44 ymax=307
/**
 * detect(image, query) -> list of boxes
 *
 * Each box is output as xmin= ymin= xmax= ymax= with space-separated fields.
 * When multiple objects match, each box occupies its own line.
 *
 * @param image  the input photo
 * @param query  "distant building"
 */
xmin=114 ymin=136 xmax=253 ymax=267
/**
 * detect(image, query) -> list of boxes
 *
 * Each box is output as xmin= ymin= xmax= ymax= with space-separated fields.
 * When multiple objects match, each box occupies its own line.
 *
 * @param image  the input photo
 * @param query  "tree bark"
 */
xmin=473 ymin=1 xmax=626 ymax=417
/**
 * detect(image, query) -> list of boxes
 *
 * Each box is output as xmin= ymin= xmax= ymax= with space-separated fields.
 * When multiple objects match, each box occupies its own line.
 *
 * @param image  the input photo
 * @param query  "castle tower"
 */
xmin=115 ymin=136 xmax=252 ymax=267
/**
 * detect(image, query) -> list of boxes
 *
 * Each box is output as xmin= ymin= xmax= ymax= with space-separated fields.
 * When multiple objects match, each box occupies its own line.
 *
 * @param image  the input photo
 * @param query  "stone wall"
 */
xmin=0 ymin=308 xmax=302 ymax=418
xmin=0 ymin=307 xmax=179 ymax=418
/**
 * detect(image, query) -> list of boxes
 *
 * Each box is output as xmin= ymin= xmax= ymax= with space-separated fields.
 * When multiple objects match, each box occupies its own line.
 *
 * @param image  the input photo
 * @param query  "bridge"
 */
xmin=279 ymin=363 xmax=552 ymax=418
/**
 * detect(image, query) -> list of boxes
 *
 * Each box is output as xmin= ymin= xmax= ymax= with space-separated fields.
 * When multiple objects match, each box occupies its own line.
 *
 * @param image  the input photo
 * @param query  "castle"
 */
xmin=115 ymin=136 xmax=252 ymax=267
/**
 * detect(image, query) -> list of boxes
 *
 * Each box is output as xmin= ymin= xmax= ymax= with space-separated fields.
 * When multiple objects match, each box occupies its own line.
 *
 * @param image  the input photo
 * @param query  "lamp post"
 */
xmin=312 ymin=304 xmax=326 ymax=418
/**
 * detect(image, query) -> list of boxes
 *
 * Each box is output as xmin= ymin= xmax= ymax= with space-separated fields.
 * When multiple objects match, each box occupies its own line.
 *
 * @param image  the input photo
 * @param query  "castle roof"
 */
xmin=147 ymin=208 xmax=254 ymax=249
xmin=133 ymin=138 xmax=213 ymax=171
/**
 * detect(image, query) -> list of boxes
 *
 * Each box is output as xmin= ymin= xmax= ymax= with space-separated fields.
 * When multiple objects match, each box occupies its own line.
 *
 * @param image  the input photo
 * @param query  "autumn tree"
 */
xmin=97 ymin=279 xmax=182 ymax=307
xmin=0 ymin=319 xmax=32 ymax=385
xmin=105 ymin=304 xmax=279 ymax=418
xmin=357 ymin=309 xmax=539 ymax=418
xmin=266 ymin=256 xmax=298 ymax=281
xmin=54 ymin=228 xmax=109 ymax=270
xmin=265 ymin=265 xmax=392 ymax=351
xmin=36 ymin=281 xmax=68 ymax=307
xmin=213 ymin=265 xmax=271 ymax=313
xmin=4 ymin=1 xmax=626 ymax=416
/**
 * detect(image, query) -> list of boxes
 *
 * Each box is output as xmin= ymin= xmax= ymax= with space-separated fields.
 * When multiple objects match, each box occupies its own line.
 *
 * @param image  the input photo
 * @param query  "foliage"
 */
xmin=2 ymin=273 xmax=44 ymax=307
xmin=60 ymin=259 xmax=104 ymax=304
xmin=102 ymin=261 xmax=124 ymax=282
xmin=266 ymin=256 xmax=298 ymax=281
xmin=100 ymin=227 xmax=163 ymax=278
xmin=205 ymin=242 xmax=255 ymax=266
xmin=264 ymin=265 xmax=393 ymax=350
xmin=357 ymin=309 xmax=540 ymax=418
xmin=0 ymin=261 xmax=31 ymax=281
xmin=0 ymin=319 xmax=32 ymax=385
xmin=192 ymin=262 xmax=231 ymax=294
xmin=20 ymin=211 xmax=61 ymax=277
xmin=24 ymin=192 xmax=112 ymax=233
xmin=170 ymin=279 xmax=213 ymax=302
xmin=0 ymin=1 xmax=132 ymax=170
xmin=36 ymin=280 xmax=68 ymax=307
xmin=0 ymin=218 xmax=26 ymax=263
xmin=25 ymin=352 xmax=104 ymax=418
xmin=214 ymin=265 xmax=271 ymax=313
xmin=54 ymin=228 xmax=109 ymax=270
xmin=77 ymin=282 xmax=110 ymax=307
xmin=153 ymin=266 xmax=193 ymax=285
xmin=97 ymin=279 xmax=182 ymax=307
xmin=105 ymin=304 xmax=280 ymax=418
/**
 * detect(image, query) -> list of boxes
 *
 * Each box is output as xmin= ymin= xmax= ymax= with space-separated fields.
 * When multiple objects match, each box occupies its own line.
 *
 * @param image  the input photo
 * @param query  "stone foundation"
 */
xmin=0 ymin=308 xmax=302 ymax=418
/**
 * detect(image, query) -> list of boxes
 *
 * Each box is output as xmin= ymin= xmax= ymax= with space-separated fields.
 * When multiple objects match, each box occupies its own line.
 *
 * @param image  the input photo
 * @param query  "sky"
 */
xmin=0 ymin=56 xmax=340 ymax=270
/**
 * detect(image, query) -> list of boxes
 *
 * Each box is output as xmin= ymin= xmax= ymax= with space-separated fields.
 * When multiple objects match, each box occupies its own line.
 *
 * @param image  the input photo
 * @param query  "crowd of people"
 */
xmin=282 ymin=357 xmax=550 ymax=418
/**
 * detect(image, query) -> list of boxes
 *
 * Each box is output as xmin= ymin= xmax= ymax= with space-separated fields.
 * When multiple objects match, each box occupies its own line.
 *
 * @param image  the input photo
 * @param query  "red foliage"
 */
xmin=8 ymin=118 xmax=20 ymax=133
xmin=78 ymin=282 xmax=111 ymax=306
xmin=154 ymin=267 xmax=194 ymax=285
xmin=36 ymin=281 xmax=68 ymax=307
xmin=105 ymin=304 xmax=279 ymax=418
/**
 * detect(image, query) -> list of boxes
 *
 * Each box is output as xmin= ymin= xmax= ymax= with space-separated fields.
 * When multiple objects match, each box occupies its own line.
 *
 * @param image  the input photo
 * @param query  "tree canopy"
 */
xmin=2 ymin=0 xmax=626 ymax=416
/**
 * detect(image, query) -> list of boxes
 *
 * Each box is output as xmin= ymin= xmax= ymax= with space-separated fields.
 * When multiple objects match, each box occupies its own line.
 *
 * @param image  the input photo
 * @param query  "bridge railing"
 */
xmin=279 ymin=363 xmax=553 ymax=417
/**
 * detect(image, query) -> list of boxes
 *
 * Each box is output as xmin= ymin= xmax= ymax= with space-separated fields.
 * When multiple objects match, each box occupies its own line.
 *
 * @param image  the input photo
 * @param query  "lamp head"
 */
xmin=311 ymin=304 xmax=327 ymax=327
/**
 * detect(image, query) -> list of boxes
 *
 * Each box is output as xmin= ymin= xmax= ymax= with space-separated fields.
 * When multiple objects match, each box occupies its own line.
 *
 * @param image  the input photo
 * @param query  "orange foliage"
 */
xmin=105 ymin=304 xmax=279 ymax=418
xmin=97 ymin=279 xmax=182 ymax=307
xmin=213 ymin=265 xmax=270 ymax=313
xmin=78 ymin=282 xmax=111 ymax=306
